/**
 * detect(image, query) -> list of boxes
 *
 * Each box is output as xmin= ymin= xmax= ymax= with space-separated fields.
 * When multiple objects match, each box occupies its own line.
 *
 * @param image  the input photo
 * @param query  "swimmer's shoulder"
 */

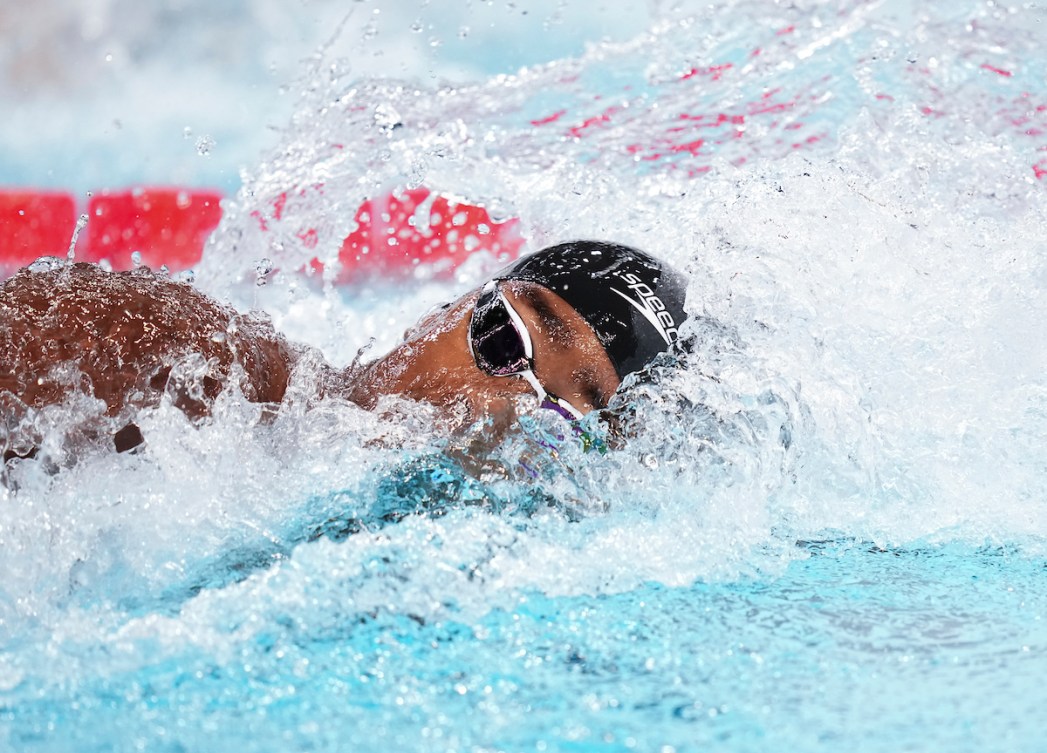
xmin=1 ymin=262 xmax=299 ymax=409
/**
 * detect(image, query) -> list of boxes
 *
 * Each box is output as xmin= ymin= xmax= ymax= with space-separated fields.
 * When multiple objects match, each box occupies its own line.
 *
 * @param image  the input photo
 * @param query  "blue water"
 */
xmin=2 ymin=1 xmax=1047 ymax=751
xmin=4 ymin=541 xmax=1045 ymax=752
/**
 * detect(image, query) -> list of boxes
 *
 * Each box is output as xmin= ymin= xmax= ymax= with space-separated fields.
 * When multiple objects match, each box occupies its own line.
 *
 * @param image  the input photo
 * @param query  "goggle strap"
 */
xmin=518 ymin=369 xmax=548 ymax=404
xmin=520 ymin=369 xmax=585 ymax=421
xmin=553 ymin=397 xmax=585 ymax=421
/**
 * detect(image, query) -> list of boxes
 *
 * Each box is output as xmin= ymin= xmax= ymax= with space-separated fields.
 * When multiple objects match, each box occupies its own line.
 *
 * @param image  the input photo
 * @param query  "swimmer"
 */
xmin=0 ymin=241 xmax=687 ymax=460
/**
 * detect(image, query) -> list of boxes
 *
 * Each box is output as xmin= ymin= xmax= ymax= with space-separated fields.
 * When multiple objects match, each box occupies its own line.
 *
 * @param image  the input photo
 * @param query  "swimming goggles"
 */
xmin=468 ymin=281 xmax=586 ymax=421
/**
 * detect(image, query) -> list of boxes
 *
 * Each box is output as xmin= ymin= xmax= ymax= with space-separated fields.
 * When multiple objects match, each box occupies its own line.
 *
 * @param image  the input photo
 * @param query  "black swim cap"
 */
xmin=497 ymin=241 xmax=688 ymax=380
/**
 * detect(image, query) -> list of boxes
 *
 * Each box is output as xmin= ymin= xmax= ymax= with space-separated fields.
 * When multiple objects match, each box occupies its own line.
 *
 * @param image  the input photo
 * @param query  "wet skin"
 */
xmin=0 ymin=264 xmax=620 ymax=456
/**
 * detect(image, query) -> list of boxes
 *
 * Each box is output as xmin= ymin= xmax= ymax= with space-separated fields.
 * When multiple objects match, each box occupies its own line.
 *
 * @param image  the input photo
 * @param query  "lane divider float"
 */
xmin=0 ymin=187 xmax=523 ymax=281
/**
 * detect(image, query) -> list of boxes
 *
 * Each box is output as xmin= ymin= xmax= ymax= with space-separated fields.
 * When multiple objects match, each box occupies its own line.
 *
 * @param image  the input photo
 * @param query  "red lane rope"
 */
xmin=0 ymin=190 xmax=78 ymax=270
xmin=80 ymin=188 xmax=223 ymax=271
xmin=0 ymin=187 xmax=523 ymax=281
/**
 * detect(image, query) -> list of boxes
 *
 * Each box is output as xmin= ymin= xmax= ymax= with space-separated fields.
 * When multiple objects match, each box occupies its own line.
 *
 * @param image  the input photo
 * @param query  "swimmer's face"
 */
xmin=355 ymin=279 xmax=621 ymax=430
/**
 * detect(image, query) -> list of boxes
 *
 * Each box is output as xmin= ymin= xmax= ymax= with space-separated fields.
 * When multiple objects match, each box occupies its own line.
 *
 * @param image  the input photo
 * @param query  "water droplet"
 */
xmin=67 ymin=213 xmax=88 ymax=261
xmin=195 ymin=135 xmax=216 ymax=156
xmin=255 ymin=258 xmax=274 ymax=286
xmin=104 ymin=52 xmax=113 ymax=63
xmin=27 ymin=256 xmax=65 ymax=273
xmin=642 ymin=454 xmax=659 ymax=469
xmin=374 ymin=104 xmax=403 ymax=134
xmin=410 ymin=19 xmax=424 ymax=33
xmin=458 ymin=25 xmax=470 ymax=39
xmin=405 ymin=159 xmax=428 ymax=189
xmin=183 ymin=126 xmax=193 ymax=139
xmin=174 ymin=269 xmax=196 ymax=284
xmin=131 ymin=251 xmax=143 ymax=268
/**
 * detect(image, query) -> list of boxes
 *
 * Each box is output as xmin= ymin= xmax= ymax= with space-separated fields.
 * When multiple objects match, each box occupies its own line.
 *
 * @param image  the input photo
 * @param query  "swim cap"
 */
xmin=497 ymin=241 xmax=688 ymax=380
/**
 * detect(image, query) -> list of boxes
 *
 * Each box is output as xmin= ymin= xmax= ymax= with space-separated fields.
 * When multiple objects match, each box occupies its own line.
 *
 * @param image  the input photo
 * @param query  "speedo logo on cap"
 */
xmin=609 ymin=272 xmax=679 ymax=344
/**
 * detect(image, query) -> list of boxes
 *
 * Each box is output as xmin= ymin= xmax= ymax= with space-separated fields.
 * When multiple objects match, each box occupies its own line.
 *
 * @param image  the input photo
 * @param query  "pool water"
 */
xmin=6 ymin=541 xmax=1045 ymax=752
xmin=2 ymin=1 xmax=1046 ymax=751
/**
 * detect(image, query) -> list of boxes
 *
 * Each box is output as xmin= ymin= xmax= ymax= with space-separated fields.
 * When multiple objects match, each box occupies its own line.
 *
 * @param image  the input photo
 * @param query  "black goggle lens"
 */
xmin=470 ymin=286 xmax=530 ymax=377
